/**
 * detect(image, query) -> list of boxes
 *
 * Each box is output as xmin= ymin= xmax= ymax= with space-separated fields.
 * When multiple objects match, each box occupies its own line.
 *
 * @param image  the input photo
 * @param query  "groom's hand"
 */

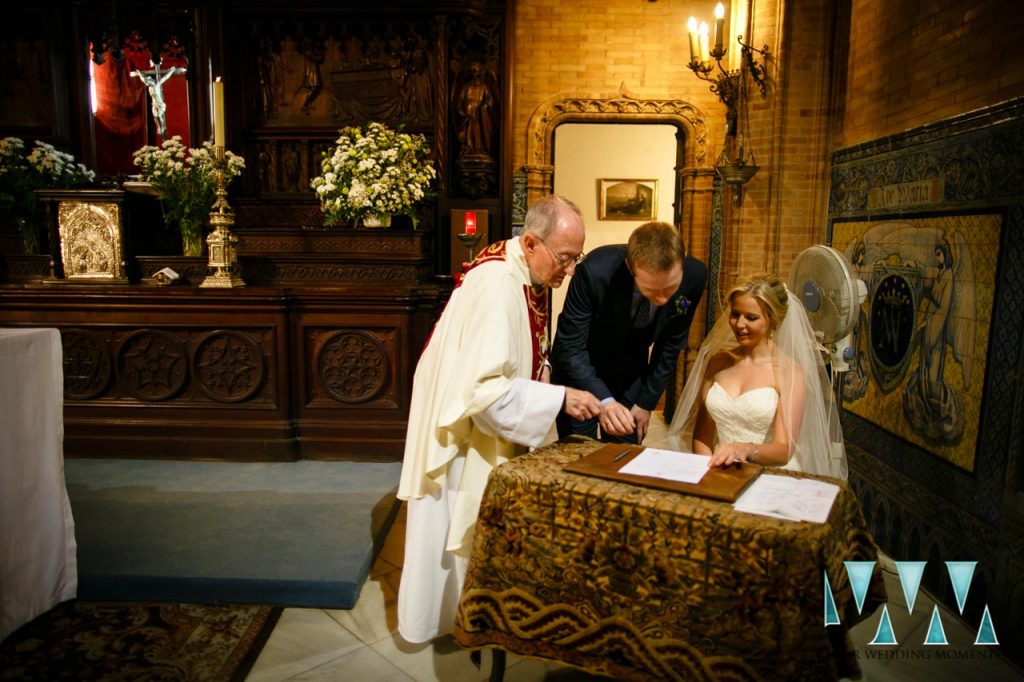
xmin=600 ymin=400 xmax=636 ymax=436
xmin=630 ymin=405 xmax=651 ymax=443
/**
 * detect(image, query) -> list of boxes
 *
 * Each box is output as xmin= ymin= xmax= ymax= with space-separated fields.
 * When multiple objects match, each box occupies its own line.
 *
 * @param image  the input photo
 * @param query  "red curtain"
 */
xmin=92 ymin=48 xmax=190 ymax=176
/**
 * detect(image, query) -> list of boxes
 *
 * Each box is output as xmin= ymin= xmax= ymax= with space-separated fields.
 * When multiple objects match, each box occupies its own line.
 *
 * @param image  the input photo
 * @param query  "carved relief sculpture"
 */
xmin=255 ymin=36 xmax=283 ymax=122
xmin=296 ymin=37 xmax=325 ymax=115
xmin=456 ymin=62 xmax=495 ymax=159
xmin=454 ymin=62 xmax=498 ymax=197
xmin=57 ymin=200 xmax=128 ymax=282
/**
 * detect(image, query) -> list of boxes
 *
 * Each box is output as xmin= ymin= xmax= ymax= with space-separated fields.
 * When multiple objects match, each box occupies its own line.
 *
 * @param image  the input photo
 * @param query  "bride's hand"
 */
xmin=708 ymin=442 xmax=756 ymax=468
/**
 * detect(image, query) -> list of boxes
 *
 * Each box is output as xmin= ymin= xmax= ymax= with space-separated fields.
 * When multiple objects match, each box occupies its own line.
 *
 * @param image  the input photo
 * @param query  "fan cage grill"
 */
xmin=789 ymin=247 xmax=857 ymax=344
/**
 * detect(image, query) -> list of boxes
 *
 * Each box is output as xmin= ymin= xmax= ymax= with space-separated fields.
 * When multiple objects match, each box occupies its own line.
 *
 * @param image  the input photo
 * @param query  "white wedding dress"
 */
xmin=703 ymin=382 xmax=800 ymax=472
xmin=669 ymin=292 xmax=847 ymax=480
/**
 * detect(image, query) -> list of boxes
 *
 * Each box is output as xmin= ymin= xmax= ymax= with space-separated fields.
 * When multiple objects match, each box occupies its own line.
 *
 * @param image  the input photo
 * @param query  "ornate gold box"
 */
xmin=37 ymin=189 xmax=130 ymax=283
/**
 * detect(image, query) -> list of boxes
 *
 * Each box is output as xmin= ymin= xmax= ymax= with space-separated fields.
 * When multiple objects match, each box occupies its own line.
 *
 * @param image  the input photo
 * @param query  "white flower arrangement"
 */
xmin=132 ymin=136 xmax=245 ymax=255
xmin=311 ymin=122 xmax=436 ymax=226
xmin=0 ymin=137 xmax=96 ymax=252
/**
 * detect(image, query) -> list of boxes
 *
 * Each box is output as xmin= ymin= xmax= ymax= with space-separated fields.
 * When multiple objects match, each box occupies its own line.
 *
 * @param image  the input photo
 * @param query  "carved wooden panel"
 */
xmin=316 ymin=330 xmax=389 ymax=404
xmin=245 ymin=18 xmax=439 ymax=130
xmin=193 ymin=330 xmax=267 ymax=403
xmin=0 ymin=282 xmax=442 ymax=460
xmin=305 ymin=326 xmax=397 ymax=408
xmin=56 ymin=326 xmax=278 ymax=406
xmin=62 ymin=328 xmax=113 ymax=400
xmin=116 ymin=329 xmax=189 ymax=401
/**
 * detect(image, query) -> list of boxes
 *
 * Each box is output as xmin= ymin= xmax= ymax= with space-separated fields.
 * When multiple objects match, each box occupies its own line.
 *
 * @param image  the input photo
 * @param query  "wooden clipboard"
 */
xmin=562 ymin=443 xmax=762 ymax=503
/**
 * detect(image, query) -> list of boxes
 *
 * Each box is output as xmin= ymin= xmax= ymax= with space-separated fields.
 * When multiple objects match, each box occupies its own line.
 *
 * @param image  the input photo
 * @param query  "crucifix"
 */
xmin=130 ymin=62 xmax=188 ymax=137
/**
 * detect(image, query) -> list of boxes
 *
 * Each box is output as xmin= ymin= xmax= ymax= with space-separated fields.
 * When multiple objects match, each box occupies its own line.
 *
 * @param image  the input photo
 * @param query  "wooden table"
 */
xmin=0 ymin=328 xmax=77 ymax=641
xmin=454 ymin=437 xmax=885 ymax=681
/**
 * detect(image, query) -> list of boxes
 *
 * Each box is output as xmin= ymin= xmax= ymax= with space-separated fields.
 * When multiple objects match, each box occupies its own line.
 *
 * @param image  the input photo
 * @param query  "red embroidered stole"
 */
xmin=454 ymin=241 xmax=548 ymax=380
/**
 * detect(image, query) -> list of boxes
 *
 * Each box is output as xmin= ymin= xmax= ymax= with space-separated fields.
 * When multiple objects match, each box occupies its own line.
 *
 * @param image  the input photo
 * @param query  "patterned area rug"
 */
xmin=0 ymin=600 xmax=280 ymax=681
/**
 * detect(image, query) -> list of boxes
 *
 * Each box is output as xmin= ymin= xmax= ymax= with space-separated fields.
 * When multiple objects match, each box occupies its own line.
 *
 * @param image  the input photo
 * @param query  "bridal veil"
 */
xmin=667 ymin=283 xmax=848 ymax=480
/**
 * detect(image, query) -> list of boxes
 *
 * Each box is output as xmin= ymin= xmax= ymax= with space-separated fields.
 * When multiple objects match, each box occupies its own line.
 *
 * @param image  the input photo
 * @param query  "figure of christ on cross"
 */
xmin=130 ymin=62 xmax=187 ymax=138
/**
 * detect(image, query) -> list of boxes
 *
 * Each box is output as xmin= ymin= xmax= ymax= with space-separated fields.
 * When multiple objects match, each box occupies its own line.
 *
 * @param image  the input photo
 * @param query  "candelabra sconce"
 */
xmin=200 ymin=147 xmax=245 ymax=288
xmin=686 ymin=3 xmax=771 ymax=205
xmin=686 ymin=36 xmax=770 ymax=137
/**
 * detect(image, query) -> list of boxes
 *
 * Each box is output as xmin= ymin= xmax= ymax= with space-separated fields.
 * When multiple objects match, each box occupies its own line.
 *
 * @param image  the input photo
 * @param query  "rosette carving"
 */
xmin=116 ymin=330 xmax=188 ymax=401
xmin=193 ymin=331 xmax=266 ymax=403
xmin=61 ymin=328 xmax=112 ymax=400
xmin=317 ymin=330 xmax=389 ymax=403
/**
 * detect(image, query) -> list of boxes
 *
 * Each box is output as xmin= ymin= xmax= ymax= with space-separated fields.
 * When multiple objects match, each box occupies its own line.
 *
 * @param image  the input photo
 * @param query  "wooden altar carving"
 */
xmin=0 ymin=1 xmax=509 ymax=461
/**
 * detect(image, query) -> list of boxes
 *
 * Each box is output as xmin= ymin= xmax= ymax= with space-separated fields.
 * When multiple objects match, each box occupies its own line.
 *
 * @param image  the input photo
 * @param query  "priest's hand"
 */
xmin=600 ymin=400 xmax=636 ymax=436
xmin=630 ymin=405 xmax=651 ymax=443
xmin=563 ymin=387 xmax=601 ymax=420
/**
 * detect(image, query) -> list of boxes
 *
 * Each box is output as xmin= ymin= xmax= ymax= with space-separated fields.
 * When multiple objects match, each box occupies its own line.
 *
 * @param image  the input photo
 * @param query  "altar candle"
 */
xmin=687 ymin=17 xmax=699 ymax=64
xmin=213 ymin=78 xmax=226 ymax=148
xmin=464 ymin=211 xmax=477 ymax=235
xmin=714 ymin=3 xmax=725 ymax=54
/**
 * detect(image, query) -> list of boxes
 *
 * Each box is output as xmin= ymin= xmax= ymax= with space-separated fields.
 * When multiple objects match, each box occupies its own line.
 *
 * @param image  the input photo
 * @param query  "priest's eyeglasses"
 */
xmin=537 ymin=237 xmax=585 ymax=269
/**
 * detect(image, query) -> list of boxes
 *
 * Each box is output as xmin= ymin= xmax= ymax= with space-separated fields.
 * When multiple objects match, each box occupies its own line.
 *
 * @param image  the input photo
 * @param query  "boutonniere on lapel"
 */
xmin=668 ymin=294 xmax=692 ymax=319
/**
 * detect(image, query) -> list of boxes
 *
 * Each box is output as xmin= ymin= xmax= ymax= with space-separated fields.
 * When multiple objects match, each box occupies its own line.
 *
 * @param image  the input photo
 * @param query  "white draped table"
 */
xmin=0 ymin=328 xmax=77 ymax=641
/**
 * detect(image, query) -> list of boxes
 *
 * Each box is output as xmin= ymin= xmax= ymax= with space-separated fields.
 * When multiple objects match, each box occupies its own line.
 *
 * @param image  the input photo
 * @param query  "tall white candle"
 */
xmin=699 ymin=22 xmax=710 ymax=64
xmin=714 ymin=3 xmax=726 ymax=54
xmin=213 ymin=78 xmax=226 ymax=148
xmin=687 ymin=17 xmax=699 ymax=63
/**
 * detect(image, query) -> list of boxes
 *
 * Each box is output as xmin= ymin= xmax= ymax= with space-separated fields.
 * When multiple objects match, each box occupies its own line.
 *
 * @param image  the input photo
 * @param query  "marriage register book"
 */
xmin=563 ymin=443 xmax=762 ymax=503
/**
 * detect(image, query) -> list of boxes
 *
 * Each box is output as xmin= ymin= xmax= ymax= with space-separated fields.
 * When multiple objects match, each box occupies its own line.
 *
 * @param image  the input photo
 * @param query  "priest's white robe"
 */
xmin=396 ymin=237 xmax=565 ymax=644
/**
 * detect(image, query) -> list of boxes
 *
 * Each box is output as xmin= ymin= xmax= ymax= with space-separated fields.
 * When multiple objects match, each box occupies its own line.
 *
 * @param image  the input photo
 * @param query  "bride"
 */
xmin=667 ymin=273 xmax=848 ymax=479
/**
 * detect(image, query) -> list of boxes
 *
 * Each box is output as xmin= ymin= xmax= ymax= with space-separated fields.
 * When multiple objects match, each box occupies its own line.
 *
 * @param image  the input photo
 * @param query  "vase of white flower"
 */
xmin=311 ymin=122 xmax=436 ymax=228
xmin=361 ymin=214 xmax=392 ymax=228
xmin=0 ymin=137 xmax=95 ymax=253
xmin=132 ymin=137 xmax=245 ymax=256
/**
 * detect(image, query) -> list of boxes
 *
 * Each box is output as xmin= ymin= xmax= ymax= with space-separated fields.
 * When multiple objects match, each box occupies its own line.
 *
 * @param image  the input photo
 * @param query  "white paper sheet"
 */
xmin=617 ymin=448 xmax=710 ymax=484
xmin=733 ymin=473 xmax=840 ymax=523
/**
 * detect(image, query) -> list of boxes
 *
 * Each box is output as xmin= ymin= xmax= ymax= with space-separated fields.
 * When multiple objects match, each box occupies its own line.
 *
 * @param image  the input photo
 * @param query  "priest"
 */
xmin=397 ymin=194 xmax=601 ymax=644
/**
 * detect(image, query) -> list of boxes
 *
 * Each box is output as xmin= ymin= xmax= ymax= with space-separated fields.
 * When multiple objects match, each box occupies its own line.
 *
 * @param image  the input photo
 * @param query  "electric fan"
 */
xmin=788 ymin=245 xmax=867 ymax=372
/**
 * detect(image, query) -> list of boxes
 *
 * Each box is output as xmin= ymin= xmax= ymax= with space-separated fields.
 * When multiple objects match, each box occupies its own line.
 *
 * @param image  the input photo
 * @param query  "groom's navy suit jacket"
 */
xmin=550 ymin=245 xmax=706 ymax=418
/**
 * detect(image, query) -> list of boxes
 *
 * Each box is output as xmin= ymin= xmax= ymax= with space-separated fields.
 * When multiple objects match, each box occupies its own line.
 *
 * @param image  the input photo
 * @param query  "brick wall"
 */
xmin=511 ymin=0 xmax=723 ymax=170
xmin=509 ymin=0 xmax=1024 ymax=294
xmin=838 ymin=0 xmax=1024 ymax=148
xmin=510 ymin=0 xmax=851 ymax=291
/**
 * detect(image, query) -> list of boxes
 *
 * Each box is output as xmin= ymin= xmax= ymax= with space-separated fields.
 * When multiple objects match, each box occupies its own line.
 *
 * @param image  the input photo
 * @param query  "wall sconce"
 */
xmin=686 ymin=2 xmax=770 ymax=204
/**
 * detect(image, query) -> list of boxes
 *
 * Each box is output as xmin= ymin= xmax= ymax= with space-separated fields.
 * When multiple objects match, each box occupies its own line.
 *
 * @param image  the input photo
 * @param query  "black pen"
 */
xmin=611 ymin=448 xmax=631 ymax=462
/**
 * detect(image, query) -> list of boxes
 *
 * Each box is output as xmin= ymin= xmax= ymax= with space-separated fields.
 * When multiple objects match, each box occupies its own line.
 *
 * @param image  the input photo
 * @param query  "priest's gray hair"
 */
xmin=522 ymin=194 xmax=583 ymax=240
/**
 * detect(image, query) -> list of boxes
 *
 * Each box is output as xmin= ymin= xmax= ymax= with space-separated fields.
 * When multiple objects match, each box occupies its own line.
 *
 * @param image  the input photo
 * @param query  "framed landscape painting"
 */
xmin=598 ymin=179 xmax=657 ymax=221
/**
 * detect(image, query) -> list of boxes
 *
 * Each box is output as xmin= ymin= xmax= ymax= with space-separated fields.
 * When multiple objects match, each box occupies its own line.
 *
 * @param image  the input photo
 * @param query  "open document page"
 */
xmin=733 ymin=473 xmax=840 ymax=523
xmin=617 ymin=448 xmax=710 ymax=485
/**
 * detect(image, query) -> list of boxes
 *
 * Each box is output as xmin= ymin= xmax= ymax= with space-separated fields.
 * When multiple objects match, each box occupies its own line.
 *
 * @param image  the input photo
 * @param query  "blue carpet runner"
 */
xmin=64 ymin=459 xmax=402 ymax=609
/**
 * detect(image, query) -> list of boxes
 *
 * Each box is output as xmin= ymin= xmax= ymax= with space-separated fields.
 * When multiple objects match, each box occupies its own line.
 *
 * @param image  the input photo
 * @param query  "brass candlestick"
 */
xmin=200 ymin=146 xmax=245 ymax=288
xmin=458 ymin=232 xmax=483 ymax=261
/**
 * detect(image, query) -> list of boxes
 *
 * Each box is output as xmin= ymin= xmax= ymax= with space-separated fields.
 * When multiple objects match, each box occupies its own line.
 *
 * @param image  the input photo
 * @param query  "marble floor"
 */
xmin=247 ymin=414 xmax=1024 ymax=681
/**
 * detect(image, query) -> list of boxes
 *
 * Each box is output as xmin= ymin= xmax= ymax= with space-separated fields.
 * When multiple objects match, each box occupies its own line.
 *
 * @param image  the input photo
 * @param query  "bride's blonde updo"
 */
xmin=725 ymin=273 xmax=789 ymax=335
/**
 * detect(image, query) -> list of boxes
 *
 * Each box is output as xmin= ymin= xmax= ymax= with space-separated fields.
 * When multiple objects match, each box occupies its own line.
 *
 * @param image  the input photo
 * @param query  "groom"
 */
xmin=550 ymin=221 xmax=706 ymax=443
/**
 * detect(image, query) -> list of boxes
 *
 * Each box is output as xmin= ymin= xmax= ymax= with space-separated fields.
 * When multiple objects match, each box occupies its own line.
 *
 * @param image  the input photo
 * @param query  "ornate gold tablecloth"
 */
xmin=453 ymin=437 xmax=886 ymax=681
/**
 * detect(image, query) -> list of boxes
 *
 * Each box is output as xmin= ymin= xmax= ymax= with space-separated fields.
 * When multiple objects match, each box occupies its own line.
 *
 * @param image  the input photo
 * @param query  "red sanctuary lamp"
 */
xmin=457 ymin=210 xmax=482 ymax=260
